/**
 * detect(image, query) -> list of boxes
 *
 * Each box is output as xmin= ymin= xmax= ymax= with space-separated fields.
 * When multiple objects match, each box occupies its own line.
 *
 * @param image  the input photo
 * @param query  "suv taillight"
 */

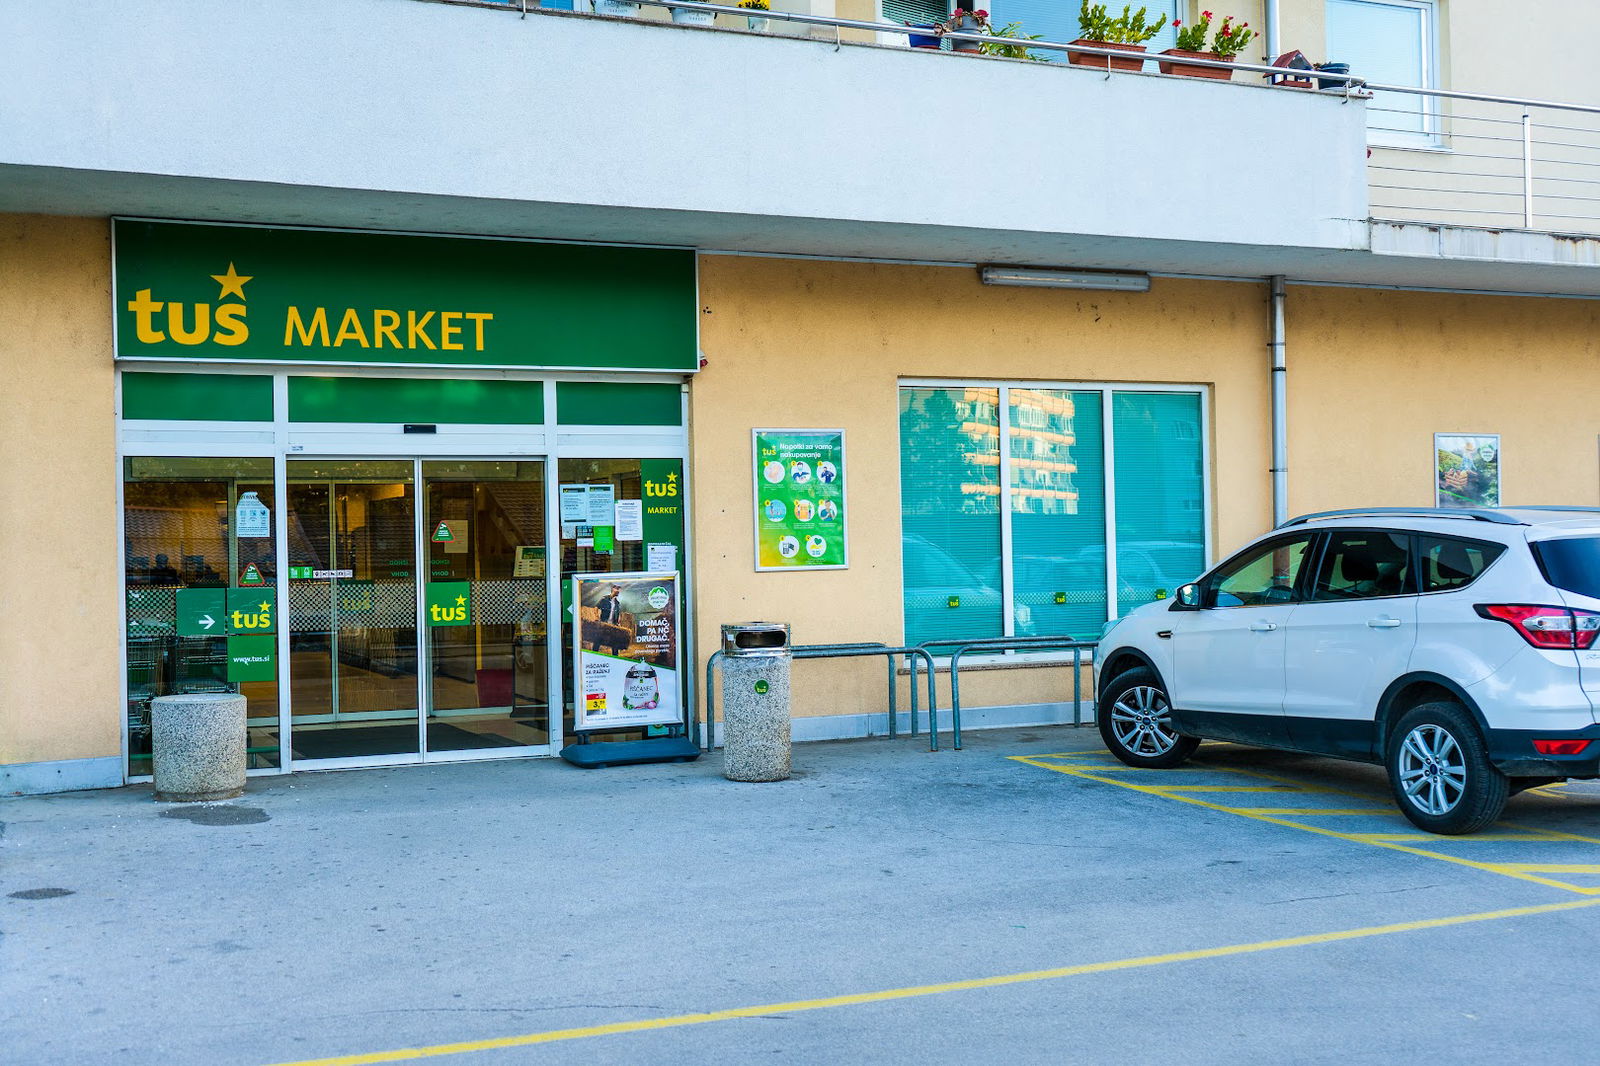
xmin=1475 ymin=604 xmax=1600 ymax=650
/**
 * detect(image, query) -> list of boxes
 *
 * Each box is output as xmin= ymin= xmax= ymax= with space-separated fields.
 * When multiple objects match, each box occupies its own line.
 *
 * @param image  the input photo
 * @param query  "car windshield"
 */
xmin=1533 ymin=536 xmax=1600 ymax=600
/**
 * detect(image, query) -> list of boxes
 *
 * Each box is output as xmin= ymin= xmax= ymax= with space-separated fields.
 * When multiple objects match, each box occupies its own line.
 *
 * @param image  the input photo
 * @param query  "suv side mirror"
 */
xmin=1173 ymin=582 xmax=1202 ymax=610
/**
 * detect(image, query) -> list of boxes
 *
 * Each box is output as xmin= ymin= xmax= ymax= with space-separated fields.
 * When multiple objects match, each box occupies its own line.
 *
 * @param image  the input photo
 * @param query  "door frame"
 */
xmin=118 ymin=373 xmax=693 ymax=780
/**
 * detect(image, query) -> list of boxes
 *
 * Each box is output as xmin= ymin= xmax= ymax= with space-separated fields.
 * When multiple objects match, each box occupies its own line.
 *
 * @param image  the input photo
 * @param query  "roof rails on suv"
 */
xmin=1279 ymin=507 xmax=1524 ymax=528
xmin=1279 ymin=506 xmax=1600 ymax=529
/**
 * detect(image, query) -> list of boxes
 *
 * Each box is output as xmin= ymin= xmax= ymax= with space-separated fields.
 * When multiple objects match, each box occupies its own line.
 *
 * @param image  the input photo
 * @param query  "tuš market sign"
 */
xmin=112 ymin=219 xmax=698 ymax=372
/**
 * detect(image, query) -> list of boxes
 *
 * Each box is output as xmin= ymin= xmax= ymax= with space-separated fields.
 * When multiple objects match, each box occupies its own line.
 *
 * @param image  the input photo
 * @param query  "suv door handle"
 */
xmin=1367 ymin=618 xmax=1402 ymax=629
xmin=1248 ymin=621 xmax=1278 ymax=632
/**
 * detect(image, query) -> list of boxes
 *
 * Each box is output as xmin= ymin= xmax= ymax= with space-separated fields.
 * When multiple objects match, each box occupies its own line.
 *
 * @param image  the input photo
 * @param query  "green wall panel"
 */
xmin=556 ymin=382 xmax=682 ymax=426
xmin=121 ymin=372 xmax=274 ymax=422
xmin=288 ymin=377 xmax=544 ymax=424
xmin=114 ymin=220 xmax=697 ymax=371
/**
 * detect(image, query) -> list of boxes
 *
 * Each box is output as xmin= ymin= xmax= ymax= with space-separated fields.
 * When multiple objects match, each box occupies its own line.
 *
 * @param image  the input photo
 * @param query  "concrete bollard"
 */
xmin=150 ymin=693 xmax=248 ymax=802
xmin=720 ymin=622 xmax=792 ymax=782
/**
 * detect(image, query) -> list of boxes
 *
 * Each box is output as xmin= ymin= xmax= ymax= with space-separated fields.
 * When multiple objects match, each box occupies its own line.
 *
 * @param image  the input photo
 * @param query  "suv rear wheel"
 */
xmin=1098 ymin=667 xmax=1199 ymax=769
xmin=1386 ymin=702 xmax=1509 ymax=835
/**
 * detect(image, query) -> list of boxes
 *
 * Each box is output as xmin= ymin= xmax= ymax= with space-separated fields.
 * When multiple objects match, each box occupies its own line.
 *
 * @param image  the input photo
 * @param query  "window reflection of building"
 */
xmin=1010 ymin=388 xmax=1082 ymax=516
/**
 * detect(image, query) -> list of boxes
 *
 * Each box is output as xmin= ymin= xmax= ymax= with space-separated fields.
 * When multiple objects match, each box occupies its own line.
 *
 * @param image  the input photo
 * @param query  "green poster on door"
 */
xmin=225 ymin=588 xmax=276 ymax=634
xmin=426 ymin=581 xmax=471 ymax=626
xmin=176 ymin=588 xmax=227 ymax=638
xmin=752 ymin=429 xmax=847 ymax=571
xmin=227 ymin=634 xmax=276 ymax=682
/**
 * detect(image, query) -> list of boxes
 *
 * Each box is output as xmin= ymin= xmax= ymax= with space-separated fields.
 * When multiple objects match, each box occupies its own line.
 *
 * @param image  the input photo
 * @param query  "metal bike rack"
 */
xmin=910 ymin=636 xmax=1100 ymax=751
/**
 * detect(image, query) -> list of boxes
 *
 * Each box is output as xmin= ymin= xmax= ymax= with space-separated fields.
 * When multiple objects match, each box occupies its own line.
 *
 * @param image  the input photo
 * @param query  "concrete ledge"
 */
xmin=707 ymin=700 xmax=1096 ymax=747
xmin=2 ymin=756 xmax=122 ymax=796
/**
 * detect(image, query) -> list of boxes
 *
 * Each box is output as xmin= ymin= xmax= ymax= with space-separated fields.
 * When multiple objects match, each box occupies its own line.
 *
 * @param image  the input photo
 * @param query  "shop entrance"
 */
xmin=284 ymin=459 xmax=549 ymax=764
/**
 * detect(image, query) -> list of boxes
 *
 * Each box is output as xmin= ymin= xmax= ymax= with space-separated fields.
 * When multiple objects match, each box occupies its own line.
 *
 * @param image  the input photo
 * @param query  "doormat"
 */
xmin=288 ymin=722 xmax=520 ymax=761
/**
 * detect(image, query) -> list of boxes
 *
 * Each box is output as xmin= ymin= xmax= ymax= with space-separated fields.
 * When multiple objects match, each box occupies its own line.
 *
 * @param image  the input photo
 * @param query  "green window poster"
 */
xmin=426 ymin=581 xmax=472 ymax=627
xmin=225 ymin=587 xmax=276 ymax=634
xmin=227 ymin=634 xmax=277 ymax=683
xmin=752 ymin=429 xmax=848 ymax=571
xmin=176 ymin=588 xmax=226 ymax=637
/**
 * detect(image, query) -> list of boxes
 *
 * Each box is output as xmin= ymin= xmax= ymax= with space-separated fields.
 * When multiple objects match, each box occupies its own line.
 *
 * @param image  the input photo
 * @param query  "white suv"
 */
xmin=1094 ymin=507 xmax=1600 ymax=834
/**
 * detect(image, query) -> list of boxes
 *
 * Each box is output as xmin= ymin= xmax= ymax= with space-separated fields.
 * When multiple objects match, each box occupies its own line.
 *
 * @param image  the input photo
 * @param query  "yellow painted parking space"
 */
xmin=1012 ymin=749 xmax=1600 ymax=896
xmin=267 ymin=895 xmax=1600 ymax=1066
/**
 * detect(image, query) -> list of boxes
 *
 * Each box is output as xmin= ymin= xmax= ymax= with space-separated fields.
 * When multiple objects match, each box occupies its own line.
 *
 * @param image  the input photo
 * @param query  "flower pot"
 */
xmin=1158 ymin=48 xmax=1233 ymax=79
xmin=746 ymin=14 xmax=769 ymax=31
xmin=669 ymin=7 xmax=716 ymax=25
xmin=593 ymin=0 xmax=639 ymax=14
xmin=949 ymin=13 xmax=985 ymax=54
xmin=906 ymin=23 xmax=941 ymax=49
xmin=1315 ymin=62 xmax=1351 ymax=90
xmin=1068 ymin=39 xmax=1147 ymax=71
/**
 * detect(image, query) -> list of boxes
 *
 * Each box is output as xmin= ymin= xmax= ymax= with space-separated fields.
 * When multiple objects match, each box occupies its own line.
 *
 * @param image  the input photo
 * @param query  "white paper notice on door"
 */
xmin=647 ymin=542 xmax=678 ymax=573
xmin=559 ymin=484 xmax=589 ymax=523
xmin=587 ymin=484 xmax=616 ymax=526
xmin=614 ymin=500 xmax=643 ymax=542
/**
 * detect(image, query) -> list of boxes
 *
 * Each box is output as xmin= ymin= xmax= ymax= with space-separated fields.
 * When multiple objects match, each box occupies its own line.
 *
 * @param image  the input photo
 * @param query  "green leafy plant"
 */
xmin=1078 ymin=1 xmax=1166 ymax=44
xmin=1208 ymin=14 xmax=1255 ymax=58
xmin=1171 ymin=10 xmax=1210 ymax=51
xmin=982 ymin=21 xmax=1047 ymax=60
xmin=736 ymin=0 xmax=769 ymax=9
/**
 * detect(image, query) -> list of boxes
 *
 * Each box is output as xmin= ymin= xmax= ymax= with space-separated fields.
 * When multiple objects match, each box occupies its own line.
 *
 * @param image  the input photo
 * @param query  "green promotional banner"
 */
xmin=426 ymin=581 xmax=472 ymax=627
xmin=753 ymin=429 xmax=848 ymax=571
xmin=113 ymin=220 xmax=697 ymax=371
xmin=226 ymin=635 xmax=276 ymax=683
xmin=225 ymin=588 xmax=276 ymax=635
xmin=176 ymin=588 xmax=226 ymax=638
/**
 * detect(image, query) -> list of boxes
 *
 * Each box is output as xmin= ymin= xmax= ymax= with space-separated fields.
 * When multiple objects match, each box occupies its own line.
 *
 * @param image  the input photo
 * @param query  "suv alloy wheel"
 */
xmin=1098 ymin=667 xmax=1200 ymax=769
xmin=1386 ymin=702 xmax=1510 ymax=834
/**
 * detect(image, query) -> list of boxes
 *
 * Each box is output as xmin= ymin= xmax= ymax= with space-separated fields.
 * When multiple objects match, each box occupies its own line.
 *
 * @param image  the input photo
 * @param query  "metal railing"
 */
xmin=703 ymin=642 xmax=939 ymax=752
xmin=1364 ymin=84 xmax=1600 ymax=236
xmin=911 ymin=636 xmax=1099 ymax=751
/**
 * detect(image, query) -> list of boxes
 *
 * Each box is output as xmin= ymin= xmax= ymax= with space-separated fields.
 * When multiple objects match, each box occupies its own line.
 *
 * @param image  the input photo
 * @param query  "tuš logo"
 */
xmin=125 ymin=263 xmax=252 ymax=347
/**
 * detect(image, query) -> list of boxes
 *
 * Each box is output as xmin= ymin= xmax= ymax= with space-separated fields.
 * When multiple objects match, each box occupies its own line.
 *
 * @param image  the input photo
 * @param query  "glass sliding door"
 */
xmin=285 ymin=460 xmax=421 ymax=762
xmin=422 ymin=461 xmax=550 ymax=752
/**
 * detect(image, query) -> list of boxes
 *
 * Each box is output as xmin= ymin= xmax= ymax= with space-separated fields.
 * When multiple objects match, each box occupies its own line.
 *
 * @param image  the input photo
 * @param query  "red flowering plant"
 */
xmin=1207 ymin=14 xmax=1255 ymax=58
xmin=935 ymin=7 xmax=993 ymax=35
xmin=1171 ymin=10 xmax=1211 ymax=51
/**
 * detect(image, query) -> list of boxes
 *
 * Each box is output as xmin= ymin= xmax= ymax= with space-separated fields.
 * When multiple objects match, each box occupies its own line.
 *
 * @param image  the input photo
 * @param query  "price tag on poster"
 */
xmin=752 ymin=428 xmax=848 ymax=571
xmin=571 ymin=571 xmax=681 ymax=732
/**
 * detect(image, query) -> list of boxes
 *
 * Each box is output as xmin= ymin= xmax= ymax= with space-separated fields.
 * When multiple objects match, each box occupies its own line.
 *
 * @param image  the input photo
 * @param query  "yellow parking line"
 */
xmin=1350 ymin=833 xmax=1564 ymax=843
xmin=1493 ymin=864 xmax=1600 ymax=874
xmin=1011 ymin=755 xmax=1600 ymax=896
xmin=1217 ymin=807 xmax=1398 ymax=816
xmin=265 ymin=897 xmax=1600 ymax=1066
xmin=1148 ymin=785 xmax=1305 ymax=793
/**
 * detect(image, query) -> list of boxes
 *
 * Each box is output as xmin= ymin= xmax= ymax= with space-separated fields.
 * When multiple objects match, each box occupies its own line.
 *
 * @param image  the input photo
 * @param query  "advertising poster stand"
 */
xmin=559 ymin=570 xmax=701 ymax=769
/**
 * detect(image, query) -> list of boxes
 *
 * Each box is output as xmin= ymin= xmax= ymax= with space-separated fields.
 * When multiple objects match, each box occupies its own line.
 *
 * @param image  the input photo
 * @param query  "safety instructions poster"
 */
xmin=752 ymin=428 xmax=847 ymax=571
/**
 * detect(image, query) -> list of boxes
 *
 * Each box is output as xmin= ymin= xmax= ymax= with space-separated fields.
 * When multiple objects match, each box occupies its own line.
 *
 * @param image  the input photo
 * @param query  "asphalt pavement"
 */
xmin=6 ymin=726 xmax=1600 ymax=1065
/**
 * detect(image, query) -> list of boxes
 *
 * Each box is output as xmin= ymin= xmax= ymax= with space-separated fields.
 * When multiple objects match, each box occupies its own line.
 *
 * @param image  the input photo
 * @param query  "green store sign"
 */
xmin=113 ymin=220 xmax=698 ymax=372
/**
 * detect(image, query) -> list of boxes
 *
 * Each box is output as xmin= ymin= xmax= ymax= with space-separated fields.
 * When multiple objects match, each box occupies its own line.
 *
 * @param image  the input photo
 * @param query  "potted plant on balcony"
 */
xmin=738 ymin=0 xmax=769 ymax=32
xmin=935 ymin=8 xmax=993 ymax=54
xmin=1070 ymin=2 xmax=1166 ymax=71
xmin=1159 ymin=10 xmax=1252 ymax=79
xmin=668 ymin=0 xmax=716 ymax=26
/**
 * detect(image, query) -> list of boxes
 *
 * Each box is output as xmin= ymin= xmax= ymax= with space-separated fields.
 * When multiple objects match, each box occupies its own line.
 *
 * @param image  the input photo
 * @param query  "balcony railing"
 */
xmin=479 ymin=0 xmax=1600 ymax=242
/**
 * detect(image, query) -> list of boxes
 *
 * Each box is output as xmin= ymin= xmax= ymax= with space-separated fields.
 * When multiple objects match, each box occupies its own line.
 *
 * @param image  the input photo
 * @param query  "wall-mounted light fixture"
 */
xmin=979 ymin=266 xmax=1151 ymax=292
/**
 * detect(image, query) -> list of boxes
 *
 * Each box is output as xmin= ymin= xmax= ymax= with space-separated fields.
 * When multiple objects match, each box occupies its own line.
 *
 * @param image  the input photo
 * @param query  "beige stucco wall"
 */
xmin=1285 ymin=284 xmax=1600 ymax=515
xmin=691 ymin=255 xmax=1274 ymax=721
xmin=0 ymin=216 xmax=122 ymax=770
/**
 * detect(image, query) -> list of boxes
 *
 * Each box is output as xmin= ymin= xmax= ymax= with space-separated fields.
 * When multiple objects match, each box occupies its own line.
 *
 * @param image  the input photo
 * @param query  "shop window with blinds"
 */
xmin=882 ymin=0 xmax=949 ymax=33
xmin=900 ymin=385 xmax=1207 ymax=645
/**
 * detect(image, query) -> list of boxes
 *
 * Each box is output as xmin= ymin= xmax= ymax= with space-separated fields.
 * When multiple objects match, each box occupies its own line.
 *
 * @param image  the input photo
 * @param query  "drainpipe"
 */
xmin=1270 ymin=276 xmax=1288 ymax=527
xmin=1264 ymin=0 xmax=1280 ymax=61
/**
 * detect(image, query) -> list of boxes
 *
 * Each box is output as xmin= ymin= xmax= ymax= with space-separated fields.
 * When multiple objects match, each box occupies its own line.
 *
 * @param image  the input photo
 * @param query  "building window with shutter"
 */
xmin=1326 ymin=0 xmax=1440 ymax=147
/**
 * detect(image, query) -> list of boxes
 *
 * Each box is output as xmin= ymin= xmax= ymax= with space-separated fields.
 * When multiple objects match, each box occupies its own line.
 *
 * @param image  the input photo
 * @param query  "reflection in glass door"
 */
xmin=286 ymin=461 xmax=421 ymax=762
xmin=422 ymin=461 xmax=549 ymax=751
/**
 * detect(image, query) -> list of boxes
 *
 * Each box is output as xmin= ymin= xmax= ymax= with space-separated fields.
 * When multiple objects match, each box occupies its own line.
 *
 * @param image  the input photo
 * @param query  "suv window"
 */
xmin=1532 ymin=536 xmax=1600 ymax=599
xmin=1207 ymin=535 xmax=1314 ymax=608
xmin=1420 ymin=535 xmax=1505 ymax=593
xmin=1311 ymin=531 xmax=1413 ymax=601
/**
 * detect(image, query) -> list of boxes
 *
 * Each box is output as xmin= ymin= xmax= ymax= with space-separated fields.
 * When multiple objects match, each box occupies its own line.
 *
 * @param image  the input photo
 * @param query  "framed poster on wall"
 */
xmin=1435 ymin=433 xmax=1500 ymax=508
xmin=571 ymin=571 xmax=682 ymax=732
xmin=752 ymin=428 xmax=848 ymax=571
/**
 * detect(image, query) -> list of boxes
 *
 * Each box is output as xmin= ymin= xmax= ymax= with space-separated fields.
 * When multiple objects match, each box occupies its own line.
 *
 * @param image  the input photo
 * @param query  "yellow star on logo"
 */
xmin=667 ymin=471 xmax=678 ymax=483
xmin=258 ymin=601 xmax=272 ymax=613
xmin=455 ymin=595 xmax=467 ymax=606
xmin=211 ymin=263 xmax=253 ymax=301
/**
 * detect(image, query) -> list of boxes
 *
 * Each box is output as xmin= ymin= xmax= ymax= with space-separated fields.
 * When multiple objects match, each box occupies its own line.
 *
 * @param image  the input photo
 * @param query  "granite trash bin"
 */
xmin=720 ymin=622 xmax=792 ymax=782
xmin=150 ymin=692 xmax=248 ymax=802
